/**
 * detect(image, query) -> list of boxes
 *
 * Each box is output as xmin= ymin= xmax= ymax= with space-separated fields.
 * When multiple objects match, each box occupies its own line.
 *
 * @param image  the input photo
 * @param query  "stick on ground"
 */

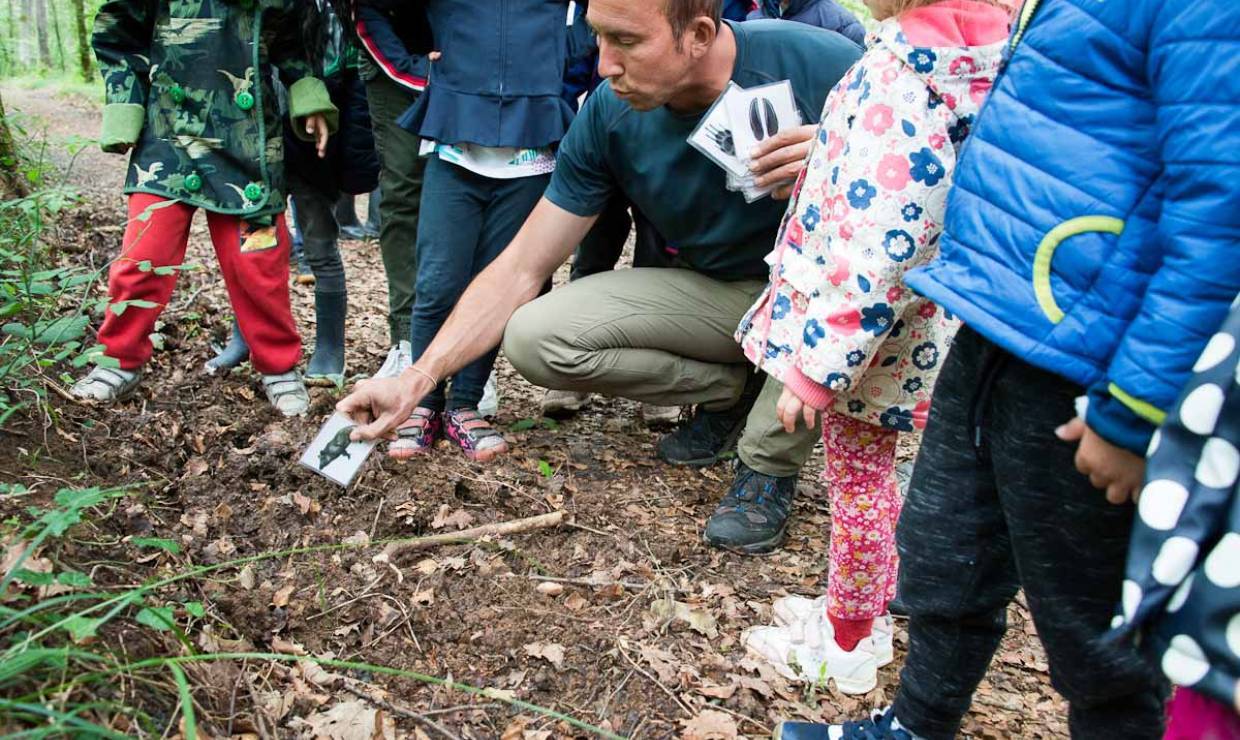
xmin=376 ymin=511 xmax=565 ymax=561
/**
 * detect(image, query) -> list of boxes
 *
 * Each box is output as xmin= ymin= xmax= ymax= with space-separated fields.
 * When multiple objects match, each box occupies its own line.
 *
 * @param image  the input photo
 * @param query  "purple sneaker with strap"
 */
xmin=444 ymin=408 xmax=509 ymax=462
xmin=389 ymin=407 xmax=442 ymax=460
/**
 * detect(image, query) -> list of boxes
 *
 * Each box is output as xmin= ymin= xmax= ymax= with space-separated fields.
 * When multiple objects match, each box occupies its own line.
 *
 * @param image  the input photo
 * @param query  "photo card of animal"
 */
xmin=299 ymin=412 xmax=378 ymax=488
xmin=722 ymin=79 xmax=802 ymax=197
xmin=687 ymin=81 xmax=750 ymax=178
xmin=298 ymin=343 xmax=407 ymax=487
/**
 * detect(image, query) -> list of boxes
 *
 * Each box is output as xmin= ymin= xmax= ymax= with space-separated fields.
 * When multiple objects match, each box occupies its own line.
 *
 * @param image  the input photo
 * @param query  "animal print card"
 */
xmin=688 ymin=82 xmax=750 ymax=178
xmin=722 ymin=79 xmax=801 ymax=168
xmin=299 ymin=412 xmax=377 ymax=488
xmin=689 ymin=80 xmax=801 ymax=201
xmin=299 ymin=343 xmax=407 ymax=487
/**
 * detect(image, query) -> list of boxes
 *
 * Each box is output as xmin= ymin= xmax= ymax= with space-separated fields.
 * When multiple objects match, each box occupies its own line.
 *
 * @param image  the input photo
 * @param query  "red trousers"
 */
xmin=98 ymin=194 xmax=301 ymax=374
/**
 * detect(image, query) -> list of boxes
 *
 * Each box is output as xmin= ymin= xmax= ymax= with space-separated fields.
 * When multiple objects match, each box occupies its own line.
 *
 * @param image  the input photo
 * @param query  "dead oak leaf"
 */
xmin=295 ymin=700 xmax=395 ymax=740
xmin=679 ymin=710 xmax=738 ymax=740
xmin=523 ymin=642 xmax=566 ymax=669
xmin=431 ymin=505 xmax=475 ymax=530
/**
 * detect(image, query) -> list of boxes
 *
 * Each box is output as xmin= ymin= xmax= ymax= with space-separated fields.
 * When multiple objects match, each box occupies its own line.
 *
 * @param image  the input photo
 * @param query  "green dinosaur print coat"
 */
xmin=93 ymin=0 xmax=339 ymax=218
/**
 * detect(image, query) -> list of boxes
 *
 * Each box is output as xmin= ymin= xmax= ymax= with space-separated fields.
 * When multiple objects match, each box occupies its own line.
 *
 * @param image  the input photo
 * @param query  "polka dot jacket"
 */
xmin=735 ymin=17 xmax=1005 ymax=432
xmin=1110 ymin=293 xmax=1240 ymax=712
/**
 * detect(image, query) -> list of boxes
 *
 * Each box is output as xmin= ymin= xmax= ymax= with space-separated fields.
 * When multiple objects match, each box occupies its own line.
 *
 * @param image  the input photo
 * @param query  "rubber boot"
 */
xmin=305 ymin=290 xmax=347 ymax=387
xmin=205 ymin=320 xmax=250 ymax=374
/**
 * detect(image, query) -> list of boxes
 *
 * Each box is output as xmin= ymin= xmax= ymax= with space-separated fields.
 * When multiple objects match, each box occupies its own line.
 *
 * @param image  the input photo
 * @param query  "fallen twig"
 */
xmin=376 ymin=511 xmax=564 ymax=561
xmin=526 ymin=573 xmax=688 ymax=594
xmin=341 ymin=683 xmax=460 ymax=740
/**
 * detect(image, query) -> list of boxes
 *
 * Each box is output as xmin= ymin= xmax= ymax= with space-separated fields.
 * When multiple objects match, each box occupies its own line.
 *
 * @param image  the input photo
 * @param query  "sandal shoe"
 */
xmin=389 ymin=407 xmax=442 ymax=460
xmin=262 ymin=371 xmax=310 ymax=417
xmin=71 ymin=365 xmax=142 ymax=402
xmin=444 ymin=408 xmax=509 ymax=462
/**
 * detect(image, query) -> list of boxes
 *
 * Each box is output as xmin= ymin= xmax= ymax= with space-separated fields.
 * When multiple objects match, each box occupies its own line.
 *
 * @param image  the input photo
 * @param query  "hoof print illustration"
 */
xmin=749 ymin=97 xmax=779 ymax=140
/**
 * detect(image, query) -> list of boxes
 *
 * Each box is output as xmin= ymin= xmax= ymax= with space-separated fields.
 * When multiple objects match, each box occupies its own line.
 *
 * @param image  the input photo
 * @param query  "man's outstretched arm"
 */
xmin=339 ymin=197 xmax=598 ymax=440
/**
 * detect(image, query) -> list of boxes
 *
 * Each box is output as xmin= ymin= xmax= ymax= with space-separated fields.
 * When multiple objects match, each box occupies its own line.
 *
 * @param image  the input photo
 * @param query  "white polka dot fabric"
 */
xmin=1108 ymin=295 xmax=1240 ymax=709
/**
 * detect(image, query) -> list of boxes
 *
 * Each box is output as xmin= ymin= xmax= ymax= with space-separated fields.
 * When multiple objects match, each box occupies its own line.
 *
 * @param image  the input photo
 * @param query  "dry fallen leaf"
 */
xmin=271 ymin=637 xmax=307 ymax=655
xmin=414 ymin=558 xmax=439 ymax=576
xmin=523 ymin=642 xmax=566 ymax=669
xmin=431 ymin=505 xmax=475 ymax=530
xmin=535 ymin=582 xmax=564 ymax=597
xmin=296 ymin=700 xmax=395 ymax=740
xmin=342 ymin=531 xmax=371 ymax=548
xmin=299 ymin=659 xmax=342 ymax=687
xmin=185 ymin=457 xmax=208 ymax=478
xmin=695 ymin=682 xmax=738 ymax=700
xmin=649 ymin=597 xmax=718 ymax=638
xmin=272 ymin=583 xmax=295 ymax=608
xmin=238 ymin=564 xmax=256 ymax=590
xmin=292 ymin=492 xmax=320 ymax=517
xmin=680 ymin=710 xmax=738 ymax=740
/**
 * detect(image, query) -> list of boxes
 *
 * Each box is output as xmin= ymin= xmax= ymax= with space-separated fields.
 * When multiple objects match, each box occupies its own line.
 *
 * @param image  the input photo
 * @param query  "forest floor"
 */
xmin=0 ymin=85 xmax=1068 ymax=739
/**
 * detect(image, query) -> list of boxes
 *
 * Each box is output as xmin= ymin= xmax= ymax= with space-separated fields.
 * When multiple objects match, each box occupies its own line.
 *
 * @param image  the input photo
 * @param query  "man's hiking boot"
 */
xmin=703 ymin=462 xmax=797 ymax=553
xmin=657 ymin=371 xmax=763 ymax=466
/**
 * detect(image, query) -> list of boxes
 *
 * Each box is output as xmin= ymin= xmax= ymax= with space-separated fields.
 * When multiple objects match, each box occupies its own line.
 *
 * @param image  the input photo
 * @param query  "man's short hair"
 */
xmin=664 ymin=0 xmax=722 ymax=40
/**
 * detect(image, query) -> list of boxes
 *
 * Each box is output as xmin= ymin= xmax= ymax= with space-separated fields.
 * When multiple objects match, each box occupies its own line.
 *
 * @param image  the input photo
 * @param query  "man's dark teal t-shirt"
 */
xmin=545 ymin=19 xmax=862 ymax=281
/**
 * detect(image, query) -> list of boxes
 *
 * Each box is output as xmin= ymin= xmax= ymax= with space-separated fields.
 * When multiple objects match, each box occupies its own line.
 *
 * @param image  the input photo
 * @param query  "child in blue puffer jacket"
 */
xmin=778 ymin=0 xmax=1240 ymax=739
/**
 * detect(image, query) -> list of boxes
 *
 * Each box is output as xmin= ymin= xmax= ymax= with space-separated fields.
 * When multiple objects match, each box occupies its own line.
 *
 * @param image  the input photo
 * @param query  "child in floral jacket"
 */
xmin=737 ymin=0 xmax=1012 ymax=695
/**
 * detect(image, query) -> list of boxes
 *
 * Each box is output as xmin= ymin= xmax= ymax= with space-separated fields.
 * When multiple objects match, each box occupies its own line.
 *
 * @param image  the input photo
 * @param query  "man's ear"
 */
xmin=685 ymin=16 xmax=718 ymax=58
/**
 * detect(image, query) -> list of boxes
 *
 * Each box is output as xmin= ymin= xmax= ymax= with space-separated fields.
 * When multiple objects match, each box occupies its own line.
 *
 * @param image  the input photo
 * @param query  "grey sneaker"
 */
xmin=262 ymin=371 xmax=310 ymax=417
xmin=540 ymin=389 xmax=590 ymax=418
xmin=71 ymin=366 xmax=142 ymax=402
xmin=703 ymin=462 xmax=797 ymax=553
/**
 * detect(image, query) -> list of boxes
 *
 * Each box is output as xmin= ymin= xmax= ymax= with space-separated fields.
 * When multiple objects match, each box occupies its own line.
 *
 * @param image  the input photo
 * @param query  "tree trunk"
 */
xmin=48 ymin=0 xmax=65 ymax=72
xmin=0 ymin=90 xmax=28 ymax=199
xmin=71 ymin=0 xmax=90 ymax=81
xmin=18 ymin=0 xmax=33 ymax=69
xmin=34 ymin=0 xmax=51 ymax=69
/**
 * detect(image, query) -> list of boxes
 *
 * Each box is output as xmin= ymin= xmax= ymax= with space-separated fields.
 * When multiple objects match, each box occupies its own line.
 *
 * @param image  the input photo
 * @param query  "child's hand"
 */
xmin=305 ymin=114 xmax=331 ymax=159
xmin=1055 ymin=416 xmax=1146 ymax=504
xmin=776 ymin=385 xmax=821 ymax=433
xmin=749 ymin=124 xmax=816 ymax=199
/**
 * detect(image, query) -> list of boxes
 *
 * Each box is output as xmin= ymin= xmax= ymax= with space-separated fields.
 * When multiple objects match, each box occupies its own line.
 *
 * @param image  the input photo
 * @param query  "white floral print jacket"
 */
xmin=737 ymin=4 xmax=1008 ymax=432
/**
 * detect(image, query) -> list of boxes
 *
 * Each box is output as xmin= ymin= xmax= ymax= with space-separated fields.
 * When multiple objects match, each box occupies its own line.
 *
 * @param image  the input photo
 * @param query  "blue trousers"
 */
xmin=410 ymin=156 xmax=549 ymax=411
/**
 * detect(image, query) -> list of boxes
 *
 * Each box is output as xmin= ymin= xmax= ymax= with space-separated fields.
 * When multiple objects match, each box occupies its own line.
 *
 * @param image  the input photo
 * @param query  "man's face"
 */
xmin=588 ymin=0 xmax=697 ymax=111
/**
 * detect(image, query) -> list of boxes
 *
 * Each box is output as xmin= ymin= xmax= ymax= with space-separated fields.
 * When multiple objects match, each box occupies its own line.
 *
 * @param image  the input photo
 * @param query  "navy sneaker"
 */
xmin=775 ymin=708 xmax=921 ymax=740
xmin=656 ymin=372 xmax=763 ymax=466
xmin=702 ymin=462 xmax=796 ymax=553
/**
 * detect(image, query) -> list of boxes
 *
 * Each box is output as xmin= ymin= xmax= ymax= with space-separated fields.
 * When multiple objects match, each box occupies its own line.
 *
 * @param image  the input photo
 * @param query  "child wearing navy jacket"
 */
xmin=388 ymin=0 xmax=575 ymax=462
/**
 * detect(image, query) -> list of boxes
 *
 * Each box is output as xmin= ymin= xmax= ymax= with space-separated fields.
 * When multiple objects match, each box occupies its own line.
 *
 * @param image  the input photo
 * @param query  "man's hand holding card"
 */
xmin=689 ymin=80 xmax=806 ymax=202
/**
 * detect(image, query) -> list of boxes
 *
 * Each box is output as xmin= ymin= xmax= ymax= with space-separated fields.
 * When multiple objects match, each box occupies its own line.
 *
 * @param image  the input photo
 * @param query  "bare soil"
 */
xmin=0 ymin=85 xmax=1068 ymax=739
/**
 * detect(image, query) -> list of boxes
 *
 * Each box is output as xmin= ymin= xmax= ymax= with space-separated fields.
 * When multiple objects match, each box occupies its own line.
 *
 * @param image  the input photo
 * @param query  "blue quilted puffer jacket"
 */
xmin=907 ymin=0 xmax=1240 ymax=453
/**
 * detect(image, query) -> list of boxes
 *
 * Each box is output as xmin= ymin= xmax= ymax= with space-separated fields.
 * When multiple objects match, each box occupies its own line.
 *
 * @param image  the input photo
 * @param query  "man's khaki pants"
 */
xmin=502 ymin=268 xmax=817 ymax=477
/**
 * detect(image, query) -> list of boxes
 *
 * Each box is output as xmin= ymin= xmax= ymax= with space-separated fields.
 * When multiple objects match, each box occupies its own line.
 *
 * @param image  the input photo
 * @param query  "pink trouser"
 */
xmin=1164 ymin=687 xmax=1240 ymax=740
xmin=822 ymin=411 xmax=901 ymax=621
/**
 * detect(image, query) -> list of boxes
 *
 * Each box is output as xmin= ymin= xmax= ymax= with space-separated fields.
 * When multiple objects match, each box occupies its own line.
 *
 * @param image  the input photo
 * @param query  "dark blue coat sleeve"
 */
xmin=355 ymin=4 xmax=429 ymax=93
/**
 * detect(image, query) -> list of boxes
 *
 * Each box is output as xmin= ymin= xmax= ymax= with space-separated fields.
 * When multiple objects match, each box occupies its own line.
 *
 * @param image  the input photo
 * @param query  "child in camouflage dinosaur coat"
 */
xmin=72 ymin=0 xmax=339 ymax=417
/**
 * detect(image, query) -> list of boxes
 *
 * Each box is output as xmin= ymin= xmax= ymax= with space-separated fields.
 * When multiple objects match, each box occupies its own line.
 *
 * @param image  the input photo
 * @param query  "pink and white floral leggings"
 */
xmin=822 ymin=411 xmax=901 ymax=620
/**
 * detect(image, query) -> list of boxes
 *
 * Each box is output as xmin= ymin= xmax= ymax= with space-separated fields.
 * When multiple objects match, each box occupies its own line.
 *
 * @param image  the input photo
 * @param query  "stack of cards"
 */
xmin=688 ymin=80 xmax=801 ymax=202
xmin=298 ymin=345 xmax=407 ymax=487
